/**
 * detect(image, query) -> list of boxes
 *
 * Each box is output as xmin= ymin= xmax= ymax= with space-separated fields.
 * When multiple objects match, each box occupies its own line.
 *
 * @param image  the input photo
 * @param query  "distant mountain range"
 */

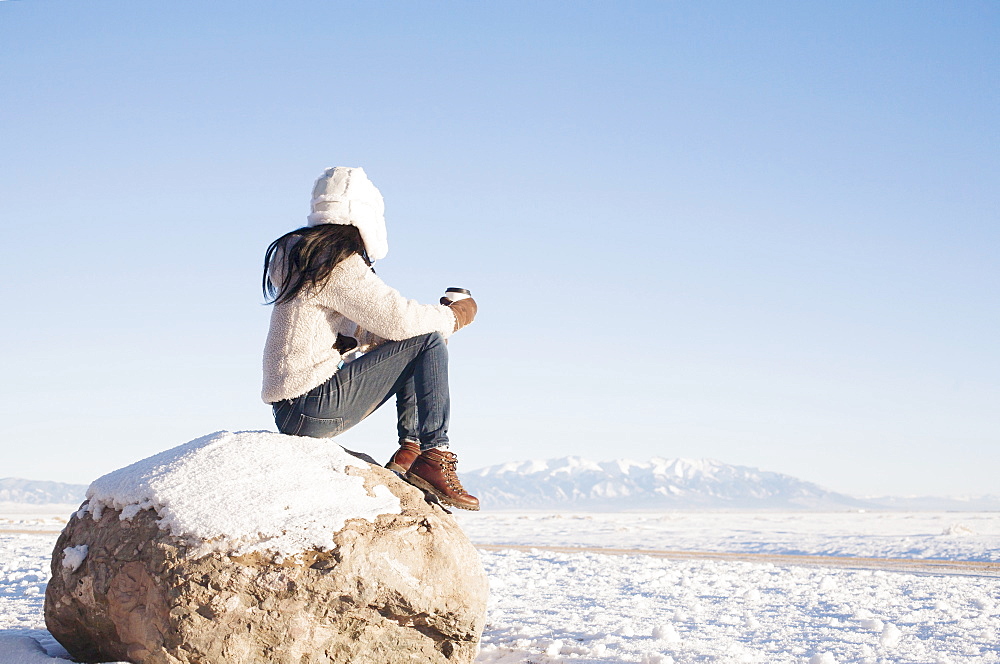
xmin=463 ymin=457 xmax=1000 ymax=511
xmin=463 ymin=457 xmax=870 ymax=510
xmin=4 ymin=458 xmax=999 ymax=511
xmin=0 ymin=477 xmax=88 ymax=505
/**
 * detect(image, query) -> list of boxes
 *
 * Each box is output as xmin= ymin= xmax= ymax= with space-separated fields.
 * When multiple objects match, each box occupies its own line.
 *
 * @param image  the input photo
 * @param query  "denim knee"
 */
xmin=424 ymin=331 xmax=446 ymax=348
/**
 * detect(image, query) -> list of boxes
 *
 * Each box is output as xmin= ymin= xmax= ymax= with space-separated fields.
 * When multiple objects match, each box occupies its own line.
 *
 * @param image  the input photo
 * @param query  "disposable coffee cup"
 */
xmin=444 ymin=287 xmax=471 ymax=302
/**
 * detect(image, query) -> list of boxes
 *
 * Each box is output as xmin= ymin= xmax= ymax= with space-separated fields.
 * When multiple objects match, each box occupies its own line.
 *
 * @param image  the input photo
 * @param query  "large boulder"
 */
xmin=44 ymin=431 xmax=488 ymax=664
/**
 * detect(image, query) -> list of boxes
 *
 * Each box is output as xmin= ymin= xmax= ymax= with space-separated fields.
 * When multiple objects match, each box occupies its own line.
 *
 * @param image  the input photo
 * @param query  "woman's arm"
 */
xmin=318 ymin=254 xmax=459 ymax=341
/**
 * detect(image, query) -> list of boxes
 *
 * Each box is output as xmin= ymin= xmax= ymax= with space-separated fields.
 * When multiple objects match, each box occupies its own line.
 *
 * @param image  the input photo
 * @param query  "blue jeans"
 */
xmin=272 ymin=332 xmax=450 ymax=451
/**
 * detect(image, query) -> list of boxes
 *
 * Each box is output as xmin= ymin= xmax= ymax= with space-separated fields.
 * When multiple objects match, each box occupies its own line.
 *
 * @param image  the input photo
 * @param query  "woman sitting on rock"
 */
xmin=261 ymin=166 xmax=479 ymax=511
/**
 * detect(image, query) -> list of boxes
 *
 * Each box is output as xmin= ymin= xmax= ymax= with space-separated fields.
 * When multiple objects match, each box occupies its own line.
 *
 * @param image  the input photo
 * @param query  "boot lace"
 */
xmin=435 ymin=451 xmax=469 ymax=494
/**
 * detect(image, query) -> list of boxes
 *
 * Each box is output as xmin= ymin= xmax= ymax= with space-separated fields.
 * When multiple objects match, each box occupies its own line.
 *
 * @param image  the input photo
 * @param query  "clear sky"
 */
xmin=1 ymin=0 xmax=997 ymax=497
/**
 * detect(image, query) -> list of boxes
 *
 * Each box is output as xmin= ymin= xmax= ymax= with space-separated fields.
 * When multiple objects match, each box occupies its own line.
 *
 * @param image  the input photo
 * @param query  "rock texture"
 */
xmin=44 ymin=461 xmax=487 ymax=664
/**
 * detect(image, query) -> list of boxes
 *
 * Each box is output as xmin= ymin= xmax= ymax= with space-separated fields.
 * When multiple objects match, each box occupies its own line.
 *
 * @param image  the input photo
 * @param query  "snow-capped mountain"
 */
xmin=0 ymin=478 xmax=87 ymax=505
xmin=4 ymin=462 xmax=998 ymax=511
xmin=464 ymin=457 xmax=870 ymax=510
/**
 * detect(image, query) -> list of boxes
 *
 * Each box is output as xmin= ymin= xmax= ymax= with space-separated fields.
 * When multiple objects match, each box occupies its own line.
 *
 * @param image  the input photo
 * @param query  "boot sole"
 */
xmin=405 ymin=473 xmax=480 ymax=512
xmin=385 ymin=462 xmax=407 ymax=474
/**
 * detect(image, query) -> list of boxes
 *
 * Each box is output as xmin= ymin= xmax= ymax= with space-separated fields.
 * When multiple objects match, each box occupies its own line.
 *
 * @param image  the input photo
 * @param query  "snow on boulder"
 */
xmin=79 ymin=430 xmax=403 ymax=560
xmin=44 ymin=431 xmax=488 ymax=664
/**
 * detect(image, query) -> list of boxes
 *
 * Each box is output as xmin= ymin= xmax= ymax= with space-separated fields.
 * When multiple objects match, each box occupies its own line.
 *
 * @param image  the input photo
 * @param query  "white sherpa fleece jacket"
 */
xmin=262 ymin=253 xmax=457 ymax=403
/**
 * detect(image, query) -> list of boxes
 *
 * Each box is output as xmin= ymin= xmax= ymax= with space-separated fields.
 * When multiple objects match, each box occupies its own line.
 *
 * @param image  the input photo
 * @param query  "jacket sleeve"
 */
xmin=316 ymin=254 xmax=457 ymax=341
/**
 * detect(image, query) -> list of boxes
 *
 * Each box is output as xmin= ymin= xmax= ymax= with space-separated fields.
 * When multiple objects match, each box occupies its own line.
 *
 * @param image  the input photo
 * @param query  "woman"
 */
xmin=261 ymin=166 xmax=479 ymax=511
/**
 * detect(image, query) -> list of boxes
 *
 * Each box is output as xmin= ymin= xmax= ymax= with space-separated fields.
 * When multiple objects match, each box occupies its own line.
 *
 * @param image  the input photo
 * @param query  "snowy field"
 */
xmin=453 ymin=510 xmax=1000 ymax=562
xmin=2 ymin=509 xmax=999 ymax=664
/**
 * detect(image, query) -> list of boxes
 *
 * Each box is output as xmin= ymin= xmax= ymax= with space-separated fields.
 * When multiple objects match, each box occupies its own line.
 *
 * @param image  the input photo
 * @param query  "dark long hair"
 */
xmin=263 ymin=224 xmax=371 ymax=305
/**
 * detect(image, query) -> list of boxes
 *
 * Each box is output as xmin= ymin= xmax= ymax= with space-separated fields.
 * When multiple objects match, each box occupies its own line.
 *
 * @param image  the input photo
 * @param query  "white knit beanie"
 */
xmin=306 ymin=166 xmax=389 ymax=261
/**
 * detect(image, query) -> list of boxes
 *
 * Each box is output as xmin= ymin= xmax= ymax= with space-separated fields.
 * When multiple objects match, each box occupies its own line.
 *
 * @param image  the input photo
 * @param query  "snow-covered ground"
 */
xmin=453 ymin=510 xmax=1000 ymax=562
xmin=2 ymin=509 xmax=999 ymax=663
xmin=477 ymin=547 xmax=999 ymax=664
xmin=0 ymin=531 xmax=73 ymax=663
xmin=0 ymin=506 xmax=76 ymax=535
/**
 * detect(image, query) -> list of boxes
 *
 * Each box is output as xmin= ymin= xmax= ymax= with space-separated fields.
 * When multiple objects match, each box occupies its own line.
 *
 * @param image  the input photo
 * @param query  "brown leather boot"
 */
xmin=385 ymin=440 xmax=421 ymax=474
xmin=406 ymin=448 xmax=480 ymax=511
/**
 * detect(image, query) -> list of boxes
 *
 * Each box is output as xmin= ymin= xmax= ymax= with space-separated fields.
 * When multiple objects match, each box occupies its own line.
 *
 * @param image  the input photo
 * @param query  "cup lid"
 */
xmin=445 ymin=287 xmax=471 ymax=295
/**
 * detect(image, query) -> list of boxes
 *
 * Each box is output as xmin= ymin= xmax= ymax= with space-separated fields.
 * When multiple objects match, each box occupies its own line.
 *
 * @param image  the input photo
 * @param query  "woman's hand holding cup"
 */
xmin=441 ymin=287 xmax=476 ymax=331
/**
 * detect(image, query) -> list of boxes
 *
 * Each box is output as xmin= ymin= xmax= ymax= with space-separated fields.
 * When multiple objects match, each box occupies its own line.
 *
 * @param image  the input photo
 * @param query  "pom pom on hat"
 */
xmin=307 ymin=166 xmax=388 ymax=261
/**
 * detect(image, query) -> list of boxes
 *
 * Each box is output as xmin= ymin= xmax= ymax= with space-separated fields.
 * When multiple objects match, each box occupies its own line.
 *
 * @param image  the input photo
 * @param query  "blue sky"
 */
xmin=1 ymin=1 xmax=997 ymax=496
